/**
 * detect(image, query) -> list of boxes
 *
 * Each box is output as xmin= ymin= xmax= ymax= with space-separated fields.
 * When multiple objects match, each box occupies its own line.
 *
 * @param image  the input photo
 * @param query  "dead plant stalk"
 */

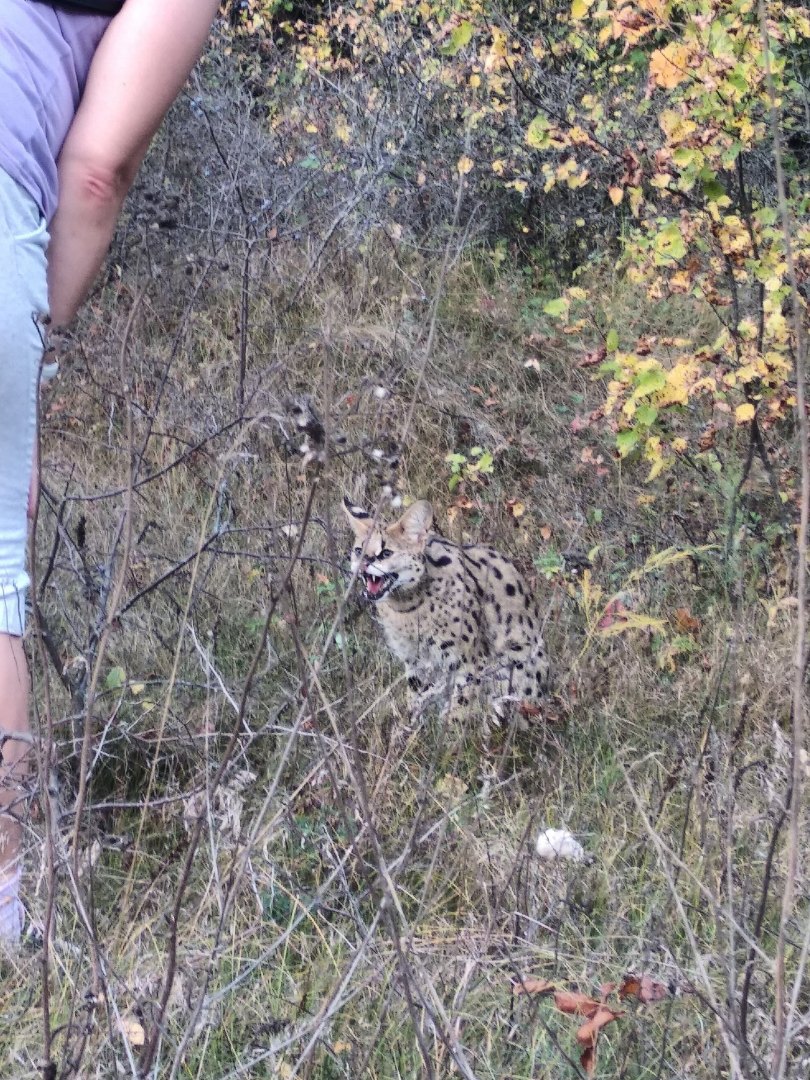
xmin=759 ymin=4 xmax=810 ymax=1075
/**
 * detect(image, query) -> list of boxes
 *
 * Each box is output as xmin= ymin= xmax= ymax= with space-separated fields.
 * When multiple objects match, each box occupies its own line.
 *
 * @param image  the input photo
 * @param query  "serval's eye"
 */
xmin=380 ymin=548 xmax=393 ymax=559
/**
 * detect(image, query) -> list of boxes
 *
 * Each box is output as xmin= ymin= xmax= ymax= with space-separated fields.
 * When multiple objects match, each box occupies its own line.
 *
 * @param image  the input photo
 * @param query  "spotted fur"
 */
xmin=343 ymin=498 xmax=550 ymax=717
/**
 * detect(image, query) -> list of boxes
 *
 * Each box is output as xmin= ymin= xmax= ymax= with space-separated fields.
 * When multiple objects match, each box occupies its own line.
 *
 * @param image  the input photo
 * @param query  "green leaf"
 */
xmin=708 ymin=22 xmax=735 ymax=60
xmin=440 ymin=21 xmax=474 ymax=56
xmin=535 ymin=550 xmax=565 ymax=579
xmin=606 ymin=328 xmax=619 ymax=352
xmin=616 ymin=429 xmax=640 ymax=457
xmin=672 ymin=147 xmax=698 ymax=167
xmin=702 ymin=178 xmax=727 ymax=201
xmin=635 ymin=403 xmax=659 ymax=426
xmin=543 ymin=297 xmax=568 ymax=318
xmin=633 ymin=367 xmax=667 ymax=397
xmin=754 ymin=207 xmax=778 ymax=226
xmin=726 ymin=68 xmax=748 ymax=94
xmin=653 ymin=221 xmax=686 ymax=264
xmin=105 ymin=666 xmax=126 ymax=691
xmin=526 ymin=114 xmax=551 ymax=150
xmin=597 ymin=359 xmax=622 ymax=378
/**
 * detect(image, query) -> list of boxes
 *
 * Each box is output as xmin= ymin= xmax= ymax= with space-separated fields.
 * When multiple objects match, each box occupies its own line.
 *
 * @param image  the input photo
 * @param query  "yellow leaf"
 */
xmin=569 ymin=125 xmax=592 ymax=144
xmin=571 ymin=0 xmax=593 ymax=19
xmin=598 ymin=611 xmax=667 ymax=637
xmin=567 ymin=168 xmax=589 ymax=189
xmin=649 ymin=44 xmax=691 ymax=90
xmin=608 ymin=186 xmax=624 ymax=205
xmin=628 ymin=186 xmax=643 ymax=217
xmin=646 ymin=455 xmax=669 ymax=481
xmin=659 ymin=110 xmax=697 ymax=142
xmin=735 ymin=402 xmax=756 ymax=423
xmin=457 ymin=155 xmax=474 ymax=175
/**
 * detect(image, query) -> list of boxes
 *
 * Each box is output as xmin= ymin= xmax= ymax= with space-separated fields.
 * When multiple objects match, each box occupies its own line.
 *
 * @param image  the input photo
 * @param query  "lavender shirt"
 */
xmin=0 ymin=0 xmax=111 ymax=222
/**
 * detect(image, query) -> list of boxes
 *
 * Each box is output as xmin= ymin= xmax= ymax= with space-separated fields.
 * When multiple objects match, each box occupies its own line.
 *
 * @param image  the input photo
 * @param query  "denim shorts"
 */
xmin=0 ymin=168 xmax=49 ymax=636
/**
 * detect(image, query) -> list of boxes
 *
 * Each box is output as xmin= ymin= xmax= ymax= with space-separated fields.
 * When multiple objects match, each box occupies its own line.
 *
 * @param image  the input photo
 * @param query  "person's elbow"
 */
xmin=59 ymin=151 xmax=138 ymax=215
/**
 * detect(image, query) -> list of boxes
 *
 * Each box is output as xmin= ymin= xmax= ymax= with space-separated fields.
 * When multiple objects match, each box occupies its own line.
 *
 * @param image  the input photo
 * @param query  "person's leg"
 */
xmin=0 ymin=636 xmax=29 ymax=942
xmin=0 ymin=170 xmax=49 ymax=944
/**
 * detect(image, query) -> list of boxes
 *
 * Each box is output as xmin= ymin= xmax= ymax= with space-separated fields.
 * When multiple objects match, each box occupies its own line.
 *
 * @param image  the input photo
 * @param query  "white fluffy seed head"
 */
xmin=535 ymin=828 xmax=586 ymax=863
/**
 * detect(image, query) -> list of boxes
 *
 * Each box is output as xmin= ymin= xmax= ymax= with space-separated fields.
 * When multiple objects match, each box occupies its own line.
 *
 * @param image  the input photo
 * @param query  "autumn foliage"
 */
xmin=229 ymin=0 xmax=808 ymax=486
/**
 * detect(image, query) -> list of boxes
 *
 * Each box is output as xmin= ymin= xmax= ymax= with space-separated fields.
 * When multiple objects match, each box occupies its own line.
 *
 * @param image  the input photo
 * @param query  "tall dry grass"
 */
xmin=0 ymin=40 xmax=805 ymax=1080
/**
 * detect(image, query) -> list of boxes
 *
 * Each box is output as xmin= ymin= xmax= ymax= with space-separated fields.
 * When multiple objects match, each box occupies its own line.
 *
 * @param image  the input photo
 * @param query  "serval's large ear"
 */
xmin=342 ymin=496 xmax=373 ymax=537
xmin=394 ymin=500 xmax=433 ymax=545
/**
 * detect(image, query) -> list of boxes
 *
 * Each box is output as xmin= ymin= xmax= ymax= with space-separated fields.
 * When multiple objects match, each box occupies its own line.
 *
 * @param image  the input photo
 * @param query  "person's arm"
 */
xmin=47 ymin=0 xmax=220 ymax=327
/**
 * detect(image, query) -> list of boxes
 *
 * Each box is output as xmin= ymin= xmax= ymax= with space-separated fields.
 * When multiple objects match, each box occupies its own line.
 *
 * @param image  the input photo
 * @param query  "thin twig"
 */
xmin=759 ymin=3 xmax=810 ymax=1073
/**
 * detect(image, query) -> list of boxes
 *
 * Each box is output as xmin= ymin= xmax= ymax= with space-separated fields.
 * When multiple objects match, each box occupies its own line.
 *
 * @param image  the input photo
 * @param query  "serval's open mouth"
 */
xmin=363 ymin=566 xmax=397 ymax=600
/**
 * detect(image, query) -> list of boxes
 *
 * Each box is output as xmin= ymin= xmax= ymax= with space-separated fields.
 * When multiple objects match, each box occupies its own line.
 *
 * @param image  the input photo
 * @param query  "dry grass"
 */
xmin=0 ymin=52 xmax=806 ymax=1080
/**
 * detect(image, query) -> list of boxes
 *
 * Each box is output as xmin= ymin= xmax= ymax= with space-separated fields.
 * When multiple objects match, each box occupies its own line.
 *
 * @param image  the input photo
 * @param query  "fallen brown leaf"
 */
xmin=596 ymin=598 xmax=629 ymax=631
xmin=579 ymin=345 xmax=607 ymax=368
xmin=581 ymin=1044 xmax=597 ymax=1075
xmin=514 ymin=980 xmax=557 ymax=993
xmin=570 ymin=415 xmax=591 ymax=434
xmin=577 ymin=1005 xmax=624 ymax=1075
xmin=512 ymin=976 xmax=556 ymax=996
xmin=505 ymin=498 xmax=526 ymax=519
xmin=673 ymin=608 xmax=701 ymax=636
xmin=518 ymin=701 xmax=542 ymax=719
xmin=553 ymin=990 xmax=601 ymax=1018
xmin=698 ymin=425 xmax=718 ymax=451
xmin=619 ymin=974 xmax=670 ymax=1003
